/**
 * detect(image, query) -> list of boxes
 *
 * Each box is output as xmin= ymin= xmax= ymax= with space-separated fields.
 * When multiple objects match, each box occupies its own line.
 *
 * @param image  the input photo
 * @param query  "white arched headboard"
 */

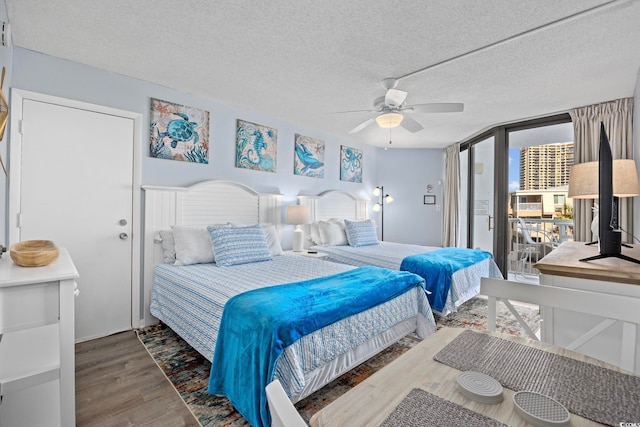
xmin=141 ymin=180 xmax=282 ymax=326
xmin=298 ymin=190 xmax=369 ymax=223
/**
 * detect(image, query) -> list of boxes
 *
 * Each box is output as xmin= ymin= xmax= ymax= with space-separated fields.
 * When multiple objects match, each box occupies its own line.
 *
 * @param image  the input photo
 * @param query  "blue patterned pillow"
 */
xmin=344 ymin=219 xmax=379 ymax=247
xmin=208 ymin=224 xmax=272 ymax=266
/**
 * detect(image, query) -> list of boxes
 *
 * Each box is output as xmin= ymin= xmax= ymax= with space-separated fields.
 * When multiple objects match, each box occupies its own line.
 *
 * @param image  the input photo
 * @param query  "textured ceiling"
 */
xmin=6 ymin=0 xmax=640 ymax=148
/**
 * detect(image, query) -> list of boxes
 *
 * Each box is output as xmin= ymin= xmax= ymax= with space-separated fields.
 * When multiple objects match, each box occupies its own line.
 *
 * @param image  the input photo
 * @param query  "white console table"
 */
xmin=0 ymin=248 xmax=78 ymax=427
xmin=534 ymin=241 xmax=640 ymax=374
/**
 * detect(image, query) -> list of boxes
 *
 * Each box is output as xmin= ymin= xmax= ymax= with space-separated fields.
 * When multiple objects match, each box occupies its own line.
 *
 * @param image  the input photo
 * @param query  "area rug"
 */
xmin=137 ymin=297 xmax=539 ymax=427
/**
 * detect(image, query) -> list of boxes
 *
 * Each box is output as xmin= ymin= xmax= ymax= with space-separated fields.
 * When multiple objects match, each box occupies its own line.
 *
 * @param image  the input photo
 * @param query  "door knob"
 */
xmin=119 ymin=232 xmax=128 ymax=240
xmin=119 ymin=219 xmax=127 ymax=226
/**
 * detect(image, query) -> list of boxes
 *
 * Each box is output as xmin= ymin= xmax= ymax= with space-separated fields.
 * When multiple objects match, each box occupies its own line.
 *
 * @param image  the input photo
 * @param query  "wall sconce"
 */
xmin=373 ymin=186 xmax=393 ymax=240
xmin=286 ymin=205 xmax=311 ymax=252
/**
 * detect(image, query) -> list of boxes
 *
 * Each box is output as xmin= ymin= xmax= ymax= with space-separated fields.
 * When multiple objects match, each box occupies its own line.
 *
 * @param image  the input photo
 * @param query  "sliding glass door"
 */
xmin=460 ymin=114 xmax=572 ymax=278
xmin=471 ymin=136 xmax=495 ymax=253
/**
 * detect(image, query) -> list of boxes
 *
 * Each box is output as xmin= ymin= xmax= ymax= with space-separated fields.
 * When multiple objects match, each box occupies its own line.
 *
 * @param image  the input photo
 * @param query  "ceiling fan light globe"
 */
xmin=376 ymin=113 xmax=403 ymax=129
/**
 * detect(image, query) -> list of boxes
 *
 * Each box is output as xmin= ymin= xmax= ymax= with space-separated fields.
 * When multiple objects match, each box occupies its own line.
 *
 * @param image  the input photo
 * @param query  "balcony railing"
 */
xmin=508 ymin=218 xmax=573 ymax=277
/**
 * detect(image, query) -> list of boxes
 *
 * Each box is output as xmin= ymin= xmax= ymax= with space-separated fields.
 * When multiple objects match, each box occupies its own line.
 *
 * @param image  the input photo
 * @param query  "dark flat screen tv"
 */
xmin=580 ymin=122 xmax=640 ymax=264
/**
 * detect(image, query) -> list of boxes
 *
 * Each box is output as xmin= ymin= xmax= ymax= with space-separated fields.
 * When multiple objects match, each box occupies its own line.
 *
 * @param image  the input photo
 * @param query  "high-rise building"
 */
xmin=519 ymin=143 xmax=574 ymax=190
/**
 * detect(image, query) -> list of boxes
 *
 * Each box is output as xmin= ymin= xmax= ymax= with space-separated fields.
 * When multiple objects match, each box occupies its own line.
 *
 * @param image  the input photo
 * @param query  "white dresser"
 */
xmin=0 ymin=249 xmax=78 ymax=427
xmin=534 ymin=241 xmax=640 ymax=374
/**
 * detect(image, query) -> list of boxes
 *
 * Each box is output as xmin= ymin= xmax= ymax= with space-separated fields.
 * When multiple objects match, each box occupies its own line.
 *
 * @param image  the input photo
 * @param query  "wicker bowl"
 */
xmin=10 ymin=240 xmax=60 ymax=267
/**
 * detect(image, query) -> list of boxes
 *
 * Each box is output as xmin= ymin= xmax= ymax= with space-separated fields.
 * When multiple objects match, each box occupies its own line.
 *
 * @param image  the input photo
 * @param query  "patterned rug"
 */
xmin=136 ymin=297 xmax=539 ymax=426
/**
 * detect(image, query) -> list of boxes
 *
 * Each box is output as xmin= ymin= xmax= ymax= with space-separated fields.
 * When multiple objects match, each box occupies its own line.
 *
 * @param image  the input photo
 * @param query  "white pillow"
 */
xmin=318 ymin=220 xmax=348 ymax=246
xmin=261 ymin=224 xmax=284 ymax=256
xmin=171 ymin=225 xmax=216 ymax=265
xmin=308 ymin=222 xmax=322 ymax=245
xmin=158 ymin=230 xmax=176 ymax=263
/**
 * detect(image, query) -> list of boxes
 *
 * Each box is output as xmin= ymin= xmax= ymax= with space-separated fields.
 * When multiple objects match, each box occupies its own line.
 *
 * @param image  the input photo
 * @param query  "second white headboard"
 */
xmin=298 ymin=190 xmax=368 ymax=222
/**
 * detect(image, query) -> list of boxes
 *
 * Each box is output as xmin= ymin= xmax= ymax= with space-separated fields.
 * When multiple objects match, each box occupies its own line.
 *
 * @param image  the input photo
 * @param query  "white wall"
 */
xmin=376 ymin=148 xmax=444 ymax=246
xmin=4 ymin=47 xmax=444 ymax=249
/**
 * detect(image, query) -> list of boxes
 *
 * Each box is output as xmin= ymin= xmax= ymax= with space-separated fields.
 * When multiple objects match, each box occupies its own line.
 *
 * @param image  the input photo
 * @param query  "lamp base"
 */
xmin=292 ymin=226 xmax=304 ymax=252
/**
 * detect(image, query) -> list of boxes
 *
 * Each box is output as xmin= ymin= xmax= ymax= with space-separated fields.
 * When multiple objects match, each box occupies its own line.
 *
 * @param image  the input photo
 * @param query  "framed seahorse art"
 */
xmin=235 ymin=119 xmax=277 ymax=172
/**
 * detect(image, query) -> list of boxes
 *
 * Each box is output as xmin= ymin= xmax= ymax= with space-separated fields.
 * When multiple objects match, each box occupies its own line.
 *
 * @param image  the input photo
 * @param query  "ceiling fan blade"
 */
xmin=327 ymin=108 xmax=378 ymax=114
xmin=348 ymin=117 xmax=376 ymax=134
xmin=399 ymin=115 xmax=423 ymax=133
xmin=405 ymin=102 xmax=464 ymax=113
xmin=385 ymin=89 xmax=408 ymax=108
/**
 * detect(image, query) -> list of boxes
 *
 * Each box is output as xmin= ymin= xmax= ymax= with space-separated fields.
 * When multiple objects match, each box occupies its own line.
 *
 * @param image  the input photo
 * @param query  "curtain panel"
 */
xmin=569 ymin=97 xmax=634 ymax=242
xmin=443 ymin=143 xmax=460 ymax=247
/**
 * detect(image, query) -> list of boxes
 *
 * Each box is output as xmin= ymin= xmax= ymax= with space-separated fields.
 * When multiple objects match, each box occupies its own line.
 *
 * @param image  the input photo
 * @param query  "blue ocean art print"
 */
xmin=294 ymin=134 xmax=325 ymax=178
xmin=340 ymin=145 xmax=363 ymax=183
xmin=149 ymin=98 xmax=210 ymax=163
xmin=236 ymin=119 xmax=277 ymax=172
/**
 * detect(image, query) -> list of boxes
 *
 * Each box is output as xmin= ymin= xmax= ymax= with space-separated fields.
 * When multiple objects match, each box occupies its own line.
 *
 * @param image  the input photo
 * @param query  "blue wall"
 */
xmin=376 ymin=148 xmax=445 ymax=245
xmin=5 ymin=47 xmax=444 ymax=248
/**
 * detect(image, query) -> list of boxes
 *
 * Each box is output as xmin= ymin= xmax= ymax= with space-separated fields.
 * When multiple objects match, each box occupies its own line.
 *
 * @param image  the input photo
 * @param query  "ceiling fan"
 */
xmin=338 ymin=78 xmax=464 ymax=134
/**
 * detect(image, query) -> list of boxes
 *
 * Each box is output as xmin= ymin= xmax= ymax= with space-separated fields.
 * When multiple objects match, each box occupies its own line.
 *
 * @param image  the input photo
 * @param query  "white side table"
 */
xmin=284 ymin=250 xmax=329 ymax=260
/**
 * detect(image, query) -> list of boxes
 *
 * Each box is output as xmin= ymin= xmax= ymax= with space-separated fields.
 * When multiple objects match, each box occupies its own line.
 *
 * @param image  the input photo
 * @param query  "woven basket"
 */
xmin=10 ymin=240 xmax=60 ymax=267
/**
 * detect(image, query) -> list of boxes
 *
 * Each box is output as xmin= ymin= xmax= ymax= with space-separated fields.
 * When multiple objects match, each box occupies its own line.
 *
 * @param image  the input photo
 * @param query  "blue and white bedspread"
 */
xmin=150 ymin=255 xmax=436 ymax=412
xmin=209 ymin=266 xmax=427 ymax=427
xmin=312 ymin=242 xmax=503 ymax=315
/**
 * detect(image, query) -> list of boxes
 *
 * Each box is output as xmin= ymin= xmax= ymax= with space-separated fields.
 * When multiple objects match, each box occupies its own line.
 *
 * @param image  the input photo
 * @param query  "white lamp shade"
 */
xmin=384 ymin=194 xmax=394 ymax=203
xmin=286 ymin=205 xmax=311 ymax=225
xmin=372 ymin=186 xmax=381 ymax=197
xmin=568 ymin=159 xmax=640 ymax=199
xmin=375 ymin=113 xmax=403 ymax=129
xmin=373 ymin=203 xmax=381 ymax=212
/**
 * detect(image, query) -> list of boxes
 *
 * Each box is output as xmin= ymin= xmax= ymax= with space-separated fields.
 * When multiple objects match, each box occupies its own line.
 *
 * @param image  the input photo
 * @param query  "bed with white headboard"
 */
xmin=141 ymin=180 xmax=436 ymax=426
xmin=142 ymin=179 xmax=282 ymax=323
xmin=301 ymin=189 xmax=503 ymax=316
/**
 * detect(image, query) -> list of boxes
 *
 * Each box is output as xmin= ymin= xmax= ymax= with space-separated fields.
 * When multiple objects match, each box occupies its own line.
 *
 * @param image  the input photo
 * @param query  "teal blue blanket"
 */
xmin=207 ymin=266 xmax=426 ymax=427
xmin=400 ymin=247 xmax=492 ymax=313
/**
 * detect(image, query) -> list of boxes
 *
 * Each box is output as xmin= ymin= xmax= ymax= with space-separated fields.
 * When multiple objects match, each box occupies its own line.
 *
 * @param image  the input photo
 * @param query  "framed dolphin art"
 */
xmin=293 ymin=134 xmax=325 ymax=178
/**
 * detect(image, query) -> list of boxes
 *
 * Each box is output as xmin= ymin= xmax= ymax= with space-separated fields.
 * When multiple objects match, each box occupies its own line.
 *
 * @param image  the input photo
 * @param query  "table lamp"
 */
xmin=286 ymin=205 xmax=311 ymax=252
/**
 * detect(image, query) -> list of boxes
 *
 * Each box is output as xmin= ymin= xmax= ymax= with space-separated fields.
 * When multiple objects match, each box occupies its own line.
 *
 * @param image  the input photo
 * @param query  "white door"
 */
xmin=16 ymin=98 xmax=135 ymax=341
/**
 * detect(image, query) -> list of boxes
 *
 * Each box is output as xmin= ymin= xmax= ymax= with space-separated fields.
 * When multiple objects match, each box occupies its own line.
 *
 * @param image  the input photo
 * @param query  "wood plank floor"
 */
xmin=75 ymin=331 xmax=200 ymax=427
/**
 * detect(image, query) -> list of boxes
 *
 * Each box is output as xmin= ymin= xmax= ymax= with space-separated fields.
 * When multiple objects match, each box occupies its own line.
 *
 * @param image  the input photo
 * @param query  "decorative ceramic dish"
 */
xmin=457 ymin=371 xmax=504 ymax=404
xmin=513 ymin=390 xmax=570 ymax=427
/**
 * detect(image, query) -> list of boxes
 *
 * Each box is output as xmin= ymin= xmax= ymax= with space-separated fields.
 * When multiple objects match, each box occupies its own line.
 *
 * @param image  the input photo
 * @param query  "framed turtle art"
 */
xmin=149 ymin=98 xmax=210 ymax=163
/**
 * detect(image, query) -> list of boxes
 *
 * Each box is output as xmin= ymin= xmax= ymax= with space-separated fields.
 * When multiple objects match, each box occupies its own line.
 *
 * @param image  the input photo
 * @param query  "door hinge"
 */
xmin=18 ymin=119 xmax=24 ymax=134
xmin=16 ymin=212 xmax=22 ymax=228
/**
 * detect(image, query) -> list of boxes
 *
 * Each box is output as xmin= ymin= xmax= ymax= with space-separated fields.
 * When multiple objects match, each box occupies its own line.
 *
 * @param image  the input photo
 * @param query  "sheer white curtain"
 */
xmin=569 ymin=97 xmax=634 ymax=242
xmin=443 ymin=143 xmax=460 ymax=247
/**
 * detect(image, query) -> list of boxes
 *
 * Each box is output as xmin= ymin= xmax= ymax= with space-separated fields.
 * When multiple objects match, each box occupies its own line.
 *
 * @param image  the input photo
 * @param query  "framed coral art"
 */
xmin=149 ymin=98 xmax=209 ymax=163
xmin=236 ymin=119 xmax=277 ymax=172
xmin=294 ymin=134 xmax=325 ymax=178
xmin=340 ymin=145 xmax=363 ymax=183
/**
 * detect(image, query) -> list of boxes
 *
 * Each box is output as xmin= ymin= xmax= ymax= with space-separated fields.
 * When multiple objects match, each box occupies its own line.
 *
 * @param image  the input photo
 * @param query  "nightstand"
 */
xmin=284 ymin=250 xmax=329 ymax=260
